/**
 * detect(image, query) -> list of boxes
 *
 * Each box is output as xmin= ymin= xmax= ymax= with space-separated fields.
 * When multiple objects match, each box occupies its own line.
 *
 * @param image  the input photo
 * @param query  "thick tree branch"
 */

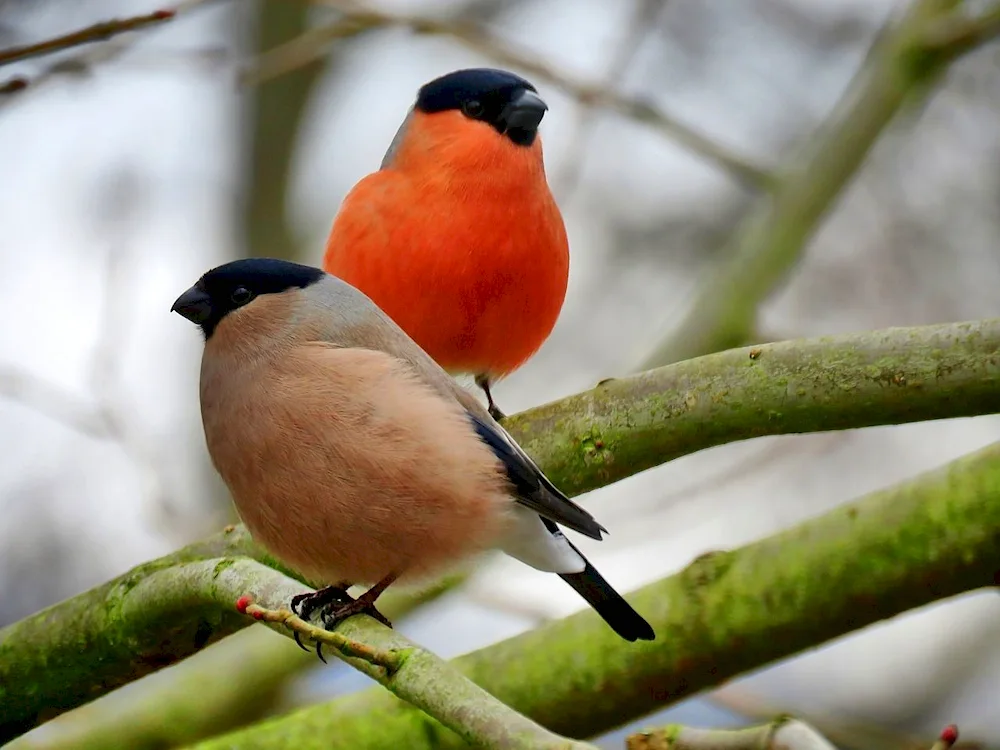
xmin=242 ymin=1 xmax=772 ymax=189
xmin=639 ymin=0 xmax=1000 ymax=369
xmin=13 ymin=576 xmax=460 ymax=750
xmin=1 ymin=558 xmax=593 ymax=750
xmin=192 ymin=439 xmax=1000 ymax=749
xmin=626 ymin=718 xmax=839 ymax=750
xmin=3 ymin=318 xmax=1000 ymax=741
xmin=507 ymin=318 xmax=1000 ymax=494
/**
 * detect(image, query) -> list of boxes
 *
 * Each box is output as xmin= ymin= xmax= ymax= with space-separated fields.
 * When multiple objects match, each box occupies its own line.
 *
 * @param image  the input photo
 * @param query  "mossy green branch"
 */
xmin=1 ymin=559 xmax=594 ymax=750
xmin=192 ymin=440 xmax=1000 ymax=750
xmin=10 ymin=575 xmax=460 ymax=750
xmin=507 ymin=318 xmax=1000 ymax=493
xmin=4 ymin=317 xmax=1000 ymax=741
xmin=639 ymin=0 xmax=1000 ymax=368
xmin=0 ymin=526 xmax=312 ymax=743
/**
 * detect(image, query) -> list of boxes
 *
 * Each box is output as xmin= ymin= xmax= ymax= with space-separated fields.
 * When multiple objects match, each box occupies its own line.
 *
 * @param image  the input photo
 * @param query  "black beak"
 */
xmin=171 ymin=284 xmax=212 ymax=324
xmin=500 ymin=89 xmax=547 ymax=144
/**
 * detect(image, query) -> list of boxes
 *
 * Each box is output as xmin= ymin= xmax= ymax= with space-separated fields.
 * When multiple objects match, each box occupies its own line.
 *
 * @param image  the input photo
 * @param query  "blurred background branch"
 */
xmin=0 ymin=0 xmax=215 ymax=98
xmin=241 ymin=0 xmax=326 ymax=262
xmin=626 ymin=718 xmax=840 ymax=750
xmin=637 ymin=0 xmax=1000 ymax=370
xmin=243 ymin=0 xmax=772 ymax=189
xmin=0 ymin=9 xmax=175 ymax=68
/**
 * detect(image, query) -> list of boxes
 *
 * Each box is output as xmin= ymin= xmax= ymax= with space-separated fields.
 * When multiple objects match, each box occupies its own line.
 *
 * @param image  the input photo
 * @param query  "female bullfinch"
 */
xmin=172 ymin=259 xmax=653 ymax=645
xmin=322 ymin=68 xmax=570 ymax=422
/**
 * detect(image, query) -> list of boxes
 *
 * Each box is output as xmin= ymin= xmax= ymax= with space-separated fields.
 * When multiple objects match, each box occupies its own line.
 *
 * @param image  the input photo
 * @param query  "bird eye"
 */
xmin=462 ymin=99 xmax=485 ymax=119
xmin=230 ymin=286 xmax=253 ymax=305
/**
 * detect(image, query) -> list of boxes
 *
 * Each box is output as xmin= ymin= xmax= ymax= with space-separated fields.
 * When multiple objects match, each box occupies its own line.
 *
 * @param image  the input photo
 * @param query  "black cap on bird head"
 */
xmin=415 ymin=68 xmax=548 ymax=147
xmin=171 ymin=258 xmax=324 ymax=340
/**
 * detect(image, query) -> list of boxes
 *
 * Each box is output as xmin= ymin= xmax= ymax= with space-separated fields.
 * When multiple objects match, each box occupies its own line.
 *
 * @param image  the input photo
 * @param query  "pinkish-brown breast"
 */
xmin=200 ymin=335 xmax=515 ymax=586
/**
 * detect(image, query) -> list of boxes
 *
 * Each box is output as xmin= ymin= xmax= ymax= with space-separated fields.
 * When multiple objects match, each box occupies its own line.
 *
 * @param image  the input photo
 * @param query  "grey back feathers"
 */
xmin=305 ymin=274 xmax=607 ymax=542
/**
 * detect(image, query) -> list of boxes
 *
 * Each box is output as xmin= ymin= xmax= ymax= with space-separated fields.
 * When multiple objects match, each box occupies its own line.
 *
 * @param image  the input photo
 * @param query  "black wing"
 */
xmin=468 ymin=412 xmax=606 ymax=540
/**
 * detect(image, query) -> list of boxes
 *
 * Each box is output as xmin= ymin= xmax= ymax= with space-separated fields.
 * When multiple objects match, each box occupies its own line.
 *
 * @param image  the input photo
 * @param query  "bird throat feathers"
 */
xmin=386 ymin=109 xmax=547 ymax=189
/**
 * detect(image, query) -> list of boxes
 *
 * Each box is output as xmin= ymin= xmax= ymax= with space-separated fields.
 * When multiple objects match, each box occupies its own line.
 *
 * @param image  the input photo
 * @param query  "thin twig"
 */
xmin=236 ymin=597 xmax=404 ymax=673
xmin=244 ymin=0 xmax=773 ymax=189
xmin=0 ymin=0 xmax=217 ymax=98
xmin=552 ymin=0 xmax=667 ymax=197
xmin=0 ymin=367 xmax=108 ymax=436
xmin=626 ymin=718 xmax=839 ymax=750
xmin=930 ymin=725 xmax=960 ymax=750
xmin=922 ymin=7 xmax=1000 ymax=54
xmin=0 ymin=10 xmax=176 ymax=68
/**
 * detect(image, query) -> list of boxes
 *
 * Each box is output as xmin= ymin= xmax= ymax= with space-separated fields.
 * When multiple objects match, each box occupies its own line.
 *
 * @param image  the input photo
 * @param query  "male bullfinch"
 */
xmin=322 ymin=68 xmax=570 ymax=422
xmin=172 ymin=258 xmax=653 ymax=645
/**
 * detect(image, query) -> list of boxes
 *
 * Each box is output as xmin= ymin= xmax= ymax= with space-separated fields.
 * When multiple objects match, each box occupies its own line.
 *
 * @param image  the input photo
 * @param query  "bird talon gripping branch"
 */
xmin=172 ymin=258 xmax=654 ymax=642
xmin=289 ymin=583 xmax=354 ymax=622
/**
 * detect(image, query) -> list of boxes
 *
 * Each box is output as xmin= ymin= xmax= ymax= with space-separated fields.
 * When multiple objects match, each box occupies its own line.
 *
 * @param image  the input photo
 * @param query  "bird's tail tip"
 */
xmin=558 ymin=561 xmax=655 ymax=642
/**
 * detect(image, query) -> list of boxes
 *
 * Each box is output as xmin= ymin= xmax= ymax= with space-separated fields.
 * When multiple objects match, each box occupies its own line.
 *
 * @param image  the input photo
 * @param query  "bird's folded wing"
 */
xmin=466 ymin=412 xmax=606 ymax=540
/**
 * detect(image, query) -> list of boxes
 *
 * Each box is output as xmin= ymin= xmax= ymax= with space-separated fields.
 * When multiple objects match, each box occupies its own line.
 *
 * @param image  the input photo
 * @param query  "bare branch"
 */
xmin=922 ymin=6 xmax=1000 ymax=55
xmin=638 ymin=0 xmax=1000 ymax=369
xmin=237 ymin=597 xmax=403 ymax=671
xmin=626 ymin=718 xmax=840 ymax=750
xmin=0 ymin=0 xmax=218 ymax=98
xmin=0 ymin=367 xmax=108 ymax=436
xmin=552 ymin=0 xmax=667 ymax=197
xmin=242 ymin=1 xmax=773 ymax=189
xmin=0 ymin=10 xmax=176 ymax=68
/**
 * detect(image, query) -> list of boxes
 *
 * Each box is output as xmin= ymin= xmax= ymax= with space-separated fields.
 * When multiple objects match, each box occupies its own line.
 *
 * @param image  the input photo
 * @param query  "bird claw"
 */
xmin=293 ymin=631 xmax=310 ymax=653
xmin=290 ymin=583 xmax=354 ymax=662
xmin=290 ymin=584 xmax=353 ymax=622
xmin=320 ymin=596 xmax=393 ymax=630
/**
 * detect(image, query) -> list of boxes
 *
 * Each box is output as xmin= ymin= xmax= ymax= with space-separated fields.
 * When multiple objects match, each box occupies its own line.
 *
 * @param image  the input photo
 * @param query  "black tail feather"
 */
xmin=558 ymin=553 xmax=655 ymax=642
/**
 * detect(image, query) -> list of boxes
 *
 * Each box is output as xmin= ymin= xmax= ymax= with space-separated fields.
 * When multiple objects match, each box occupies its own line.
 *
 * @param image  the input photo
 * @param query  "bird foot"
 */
xmin=475 ymin=374 xmax=506 ymax=421
xmin=290 ymin=583 xmax=354 ymax=659
xmin=291 ymin=577 xmax=396 ymax=663
xmin=312 ymin=595 xmax=392 ymax=664
xmin=320 ymin=597 xmax=393 ymax=630
xmin=290 ymin=583 xmax=353 ymax=622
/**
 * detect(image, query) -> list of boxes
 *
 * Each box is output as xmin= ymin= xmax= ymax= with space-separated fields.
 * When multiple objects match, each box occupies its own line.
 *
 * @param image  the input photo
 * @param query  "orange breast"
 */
xmin=323 ymin=115 xmax=569 ymax=377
